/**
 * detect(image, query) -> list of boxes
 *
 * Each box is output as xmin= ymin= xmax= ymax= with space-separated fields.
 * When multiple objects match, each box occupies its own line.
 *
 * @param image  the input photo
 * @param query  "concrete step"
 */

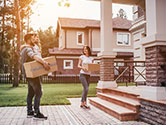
xmin=89 ymin=97 xmax=138 ymax=121
xmin=97 ymin=93 xmax=140 ymax=112
xmin=97 ymin=87 xmax=139 ymax=101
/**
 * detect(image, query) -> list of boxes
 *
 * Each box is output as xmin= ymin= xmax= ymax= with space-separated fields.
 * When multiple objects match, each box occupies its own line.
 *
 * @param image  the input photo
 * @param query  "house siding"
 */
xmin=59 ymin=29 xmax=66 ymax=49
xmin=92 ymin=29 xmax=100 ymax=50
xmin=113 ymin=29 xmax=133 ymax=51
xmin=64 ymin=29 xmax=89 ymax=49
xmin=56 ymin=58 xmax=80 ymax=75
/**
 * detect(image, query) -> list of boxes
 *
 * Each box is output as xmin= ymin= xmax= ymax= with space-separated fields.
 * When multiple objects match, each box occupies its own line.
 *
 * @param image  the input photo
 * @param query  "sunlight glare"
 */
xmin=30 ymin=0 xmax=132 ymax=30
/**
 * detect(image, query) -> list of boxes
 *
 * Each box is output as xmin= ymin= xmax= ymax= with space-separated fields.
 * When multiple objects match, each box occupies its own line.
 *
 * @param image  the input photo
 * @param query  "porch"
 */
xmin=89 ymin=86 xmax=166 ymax=124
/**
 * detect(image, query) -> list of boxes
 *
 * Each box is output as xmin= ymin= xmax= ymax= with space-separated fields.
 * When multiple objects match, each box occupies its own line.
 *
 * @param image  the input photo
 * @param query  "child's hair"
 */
xmin=24 ymin=33 xmax=34 ymax=42
xmin=33 ymin=33 xmax=42 ymax=52
xmin=82 ymin=45 xmax=91 ymax=56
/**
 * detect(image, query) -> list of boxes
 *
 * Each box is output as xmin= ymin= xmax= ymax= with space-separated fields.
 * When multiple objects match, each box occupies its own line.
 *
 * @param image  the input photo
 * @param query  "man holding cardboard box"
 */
xmin=20 ymin=33 xmax=50 ymax=120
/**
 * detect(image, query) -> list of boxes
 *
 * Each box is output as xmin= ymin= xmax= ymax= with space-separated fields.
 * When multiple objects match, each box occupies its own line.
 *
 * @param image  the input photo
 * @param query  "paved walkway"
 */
xmin=0 ymin=98 xmax=148 ymax=125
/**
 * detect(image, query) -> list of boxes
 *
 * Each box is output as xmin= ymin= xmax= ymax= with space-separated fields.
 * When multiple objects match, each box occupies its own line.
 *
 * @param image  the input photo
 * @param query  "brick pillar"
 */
xmin=145 ymin=45 xmax=166 ymax=86
xmin=100 ymin=58 xmax=114 ymax=81
xmin=97 ymin=57 xmax=117 ymax=89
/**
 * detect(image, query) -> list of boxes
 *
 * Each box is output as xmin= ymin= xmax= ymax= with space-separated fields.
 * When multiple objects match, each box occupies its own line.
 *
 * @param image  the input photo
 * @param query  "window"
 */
xmin=77 ymin=32 xmax=84 ymax=45
xmin=117 ymin=32 xmax=130 ymax=46
xmin=64 ymin=60 xmax=73 ymax=69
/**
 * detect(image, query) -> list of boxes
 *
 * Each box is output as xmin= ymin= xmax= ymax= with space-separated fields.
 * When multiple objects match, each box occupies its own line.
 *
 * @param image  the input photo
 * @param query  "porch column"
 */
xmin=97 ymin=0 xmax=117 ymax=89
xmin=142 ymin=0 xmax=166 ymax=86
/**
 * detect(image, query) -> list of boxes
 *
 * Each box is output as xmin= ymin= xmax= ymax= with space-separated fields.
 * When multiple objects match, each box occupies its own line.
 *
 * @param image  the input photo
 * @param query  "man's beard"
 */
xmin=30 ymin=41 xmax=35 ymax=46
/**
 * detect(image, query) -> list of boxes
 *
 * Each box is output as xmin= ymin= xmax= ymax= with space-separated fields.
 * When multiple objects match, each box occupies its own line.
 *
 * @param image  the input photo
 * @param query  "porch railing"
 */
xmin=114 ymin=61 xmax=146 ymax=86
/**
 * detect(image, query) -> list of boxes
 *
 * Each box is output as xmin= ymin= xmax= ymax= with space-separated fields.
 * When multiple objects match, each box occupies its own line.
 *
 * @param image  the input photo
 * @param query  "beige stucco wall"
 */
xmin=112 ymin=29 xmax=133 ymax=53
xmin=133 ymin=28 xmax=145 ymax=61
xmin=59 ymin=29 xmax=66 ymax=50
xmin=130 ymin=6 xmax=146 ymax=61
xmin=65 ymin=29 xmax=88 ymax=49
xmin=59 ymin=28 xmax=133 ymax=52
xmin=92 ymin=29 xmax=100 ymax=51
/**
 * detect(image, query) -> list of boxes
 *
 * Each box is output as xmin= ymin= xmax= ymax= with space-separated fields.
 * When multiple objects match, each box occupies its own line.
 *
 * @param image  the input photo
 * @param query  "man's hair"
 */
xmin=24 ymin=33 xmax=34 ymax=42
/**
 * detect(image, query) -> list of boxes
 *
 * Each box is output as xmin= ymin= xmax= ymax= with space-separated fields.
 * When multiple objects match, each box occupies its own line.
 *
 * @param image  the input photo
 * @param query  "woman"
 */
xmin=78 ymin=45 xmax=94 ymax=109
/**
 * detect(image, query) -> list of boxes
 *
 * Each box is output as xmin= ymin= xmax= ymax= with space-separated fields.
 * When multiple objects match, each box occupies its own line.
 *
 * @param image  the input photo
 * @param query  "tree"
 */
xmin=38 ymin=27 xmax=58 ymax=57
xmin=0 ymin=0 xmax=16 ymax=73
xmin=0 ymin=0 xmax=7 ymax=73
xmin=0 ymin=0 xmax=36 ymax=86
xmin=117 ymin=8 xmax=127 ymax=19
xmin=13 ymin=0 xmax=21 ymax=87
xmin=13 ymin=0 xmax=36 ymax=87
xmin=58 ymin=0 xmax=70 ymax=7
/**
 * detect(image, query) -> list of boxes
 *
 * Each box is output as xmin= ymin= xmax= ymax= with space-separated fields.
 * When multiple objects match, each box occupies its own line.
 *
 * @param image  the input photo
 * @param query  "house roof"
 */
xmin=49 ymin=47 xmax=99 ymax=56
xmin=49 ymin=47 xmax=133 ymax=57
xmin=58 ymin=17 xmax=132 ymax=30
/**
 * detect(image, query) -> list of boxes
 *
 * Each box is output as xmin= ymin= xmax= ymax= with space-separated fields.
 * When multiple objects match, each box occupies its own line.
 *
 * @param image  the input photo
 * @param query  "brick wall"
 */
xmin=56 ymin=58 xmax=80 ymax=75
xmin=100 ymin=58 xmax=114 ymax=81
xmin=145 ymin=46 xmax=166 ymax=86
xmin=139 ymin=99 xmax=166 ymax=125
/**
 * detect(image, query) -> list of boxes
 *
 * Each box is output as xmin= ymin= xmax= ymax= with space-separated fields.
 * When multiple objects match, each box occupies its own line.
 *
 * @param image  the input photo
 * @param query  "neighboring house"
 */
xmin=49 ymin=17 xmax=133 ymax=76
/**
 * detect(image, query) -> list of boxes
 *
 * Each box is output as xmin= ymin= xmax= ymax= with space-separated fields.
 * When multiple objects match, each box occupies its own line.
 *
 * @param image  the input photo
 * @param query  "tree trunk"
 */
xmin=13 ymin=0 xmax=21 ymax=87
xmin=0 ymin=0 xmax=6 ymax=73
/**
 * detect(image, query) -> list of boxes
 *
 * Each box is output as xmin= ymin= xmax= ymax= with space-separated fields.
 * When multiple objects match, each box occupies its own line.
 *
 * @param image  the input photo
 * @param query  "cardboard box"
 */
xmin=24 ymin=56 xmax=57 ymax=78
xmin=83 ymin=63 xmax=100 ymax=72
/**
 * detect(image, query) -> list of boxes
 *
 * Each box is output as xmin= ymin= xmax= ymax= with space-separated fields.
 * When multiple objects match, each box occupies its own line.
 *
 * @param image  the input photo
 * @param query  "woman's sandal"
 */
xmin=80 ymin=105 xmax=84 ymax=108
xmin=84 ymin=105 xmax=90 ymax=109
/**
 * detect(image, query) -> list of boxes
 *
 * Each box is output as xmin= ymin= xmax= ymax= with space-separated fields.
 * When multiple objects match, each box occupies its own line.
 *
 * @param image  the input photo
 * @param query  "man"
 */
xmin=20 ymin=33 xmax=50 ymax=120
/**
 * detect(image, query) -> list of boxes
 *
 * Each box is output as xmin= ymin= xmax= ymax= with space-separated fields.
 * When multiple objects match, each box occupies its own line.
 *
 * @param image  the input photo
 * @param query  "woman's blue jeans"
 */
xmin=80 ymin=74 xmax=90 ymax=102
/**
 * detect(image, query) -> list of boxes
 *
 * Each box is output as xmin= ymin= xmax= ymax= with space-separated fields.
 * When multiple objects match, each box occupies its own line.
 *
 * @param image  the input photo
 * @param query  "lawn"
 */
xmin=0 ymin=83 xmax=97 ymax=107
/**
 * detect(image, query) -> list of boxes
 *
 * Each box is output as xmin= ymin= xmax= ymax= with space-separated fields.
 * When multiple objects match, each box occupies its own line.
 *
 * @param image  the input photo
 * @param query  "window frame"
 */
xmin=117 ymin=32 xmax=130 ymax=46
xmin=77 ymin=32 xmax=84 ymax=45
xmin=63 ymin=60 xmax=73 ymax=69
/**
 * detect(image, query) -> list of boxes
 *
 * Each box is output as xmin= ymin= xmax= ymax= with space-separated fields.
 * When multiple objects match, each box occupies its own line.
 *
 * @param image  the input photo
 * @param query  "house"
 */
xmin=49 ymin=17 xmax=133 ymax=77
xmin=84 ymin=0 xmax=166 ymax=123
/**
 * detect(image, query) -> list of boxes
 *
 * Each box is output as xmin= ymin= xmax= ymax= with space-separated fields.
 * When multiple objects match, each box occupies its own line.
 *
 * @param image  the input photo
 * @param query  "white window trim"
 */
xmin=117 ymin=32 xmax=130 ymax=46
xmin=64 ymin=60 xmax=73 ymax=69
xmin=77 ymin=32 xmax=84 ymax=45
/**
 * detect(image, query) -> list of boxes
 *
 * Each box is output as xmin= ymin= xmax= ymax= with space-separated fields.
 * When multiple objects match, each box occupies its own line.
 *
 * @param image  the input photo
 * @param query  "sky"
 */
xmin=30 ymin=0 xmax=133 ymax=30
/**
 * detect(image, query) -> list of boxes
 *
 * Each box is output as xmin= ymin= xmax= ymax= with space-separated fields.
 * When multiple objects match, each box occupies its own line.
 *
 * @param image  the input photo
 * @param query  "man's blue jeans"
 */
xmin=26 ymin=77 xmax=42 ymax=113
xmin=80 ymin=74 xmax=90 ymax=102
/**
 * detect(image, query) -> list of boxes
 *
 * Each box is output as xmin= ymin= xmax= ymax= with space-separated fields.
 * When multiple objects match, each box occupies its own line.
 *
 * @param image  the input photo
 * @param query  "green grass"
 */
xmin=0 ymin=83 xmax=97 ymax=107
xmin=118 ymin=82 xmax=136 ymax=86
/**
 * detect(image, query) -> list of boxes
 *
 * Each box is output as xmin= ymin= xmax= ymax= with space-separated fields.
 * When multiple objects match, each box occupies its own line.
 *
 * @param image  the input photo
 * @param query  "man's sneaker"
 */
xmin=34 ymin=112 xmax=47 ymax=120
xmin=27 ymin=111 xmax=34 ymax=118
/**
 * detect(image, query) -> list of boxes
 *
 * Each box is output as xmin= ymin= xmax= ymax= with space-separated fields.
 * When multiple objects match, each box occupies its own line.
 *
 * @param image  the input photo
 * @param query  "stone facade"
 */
xmin=145 ymin=45 xmax=166 ymax=86
xmin=139 ymin=99 xmax=166 ymax=125
xmin=100 ymin=58 xmax=114 ymax=81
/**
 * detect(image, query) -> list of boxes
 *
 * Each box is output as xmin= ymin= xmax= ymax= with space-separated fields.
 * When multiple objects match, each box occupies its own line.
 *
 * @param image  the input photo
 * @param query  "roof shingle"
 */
xmin=58 ymin=17 xmax=132 ymax=29
xmin=49 ymin=47 xmax=99 ymax=56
